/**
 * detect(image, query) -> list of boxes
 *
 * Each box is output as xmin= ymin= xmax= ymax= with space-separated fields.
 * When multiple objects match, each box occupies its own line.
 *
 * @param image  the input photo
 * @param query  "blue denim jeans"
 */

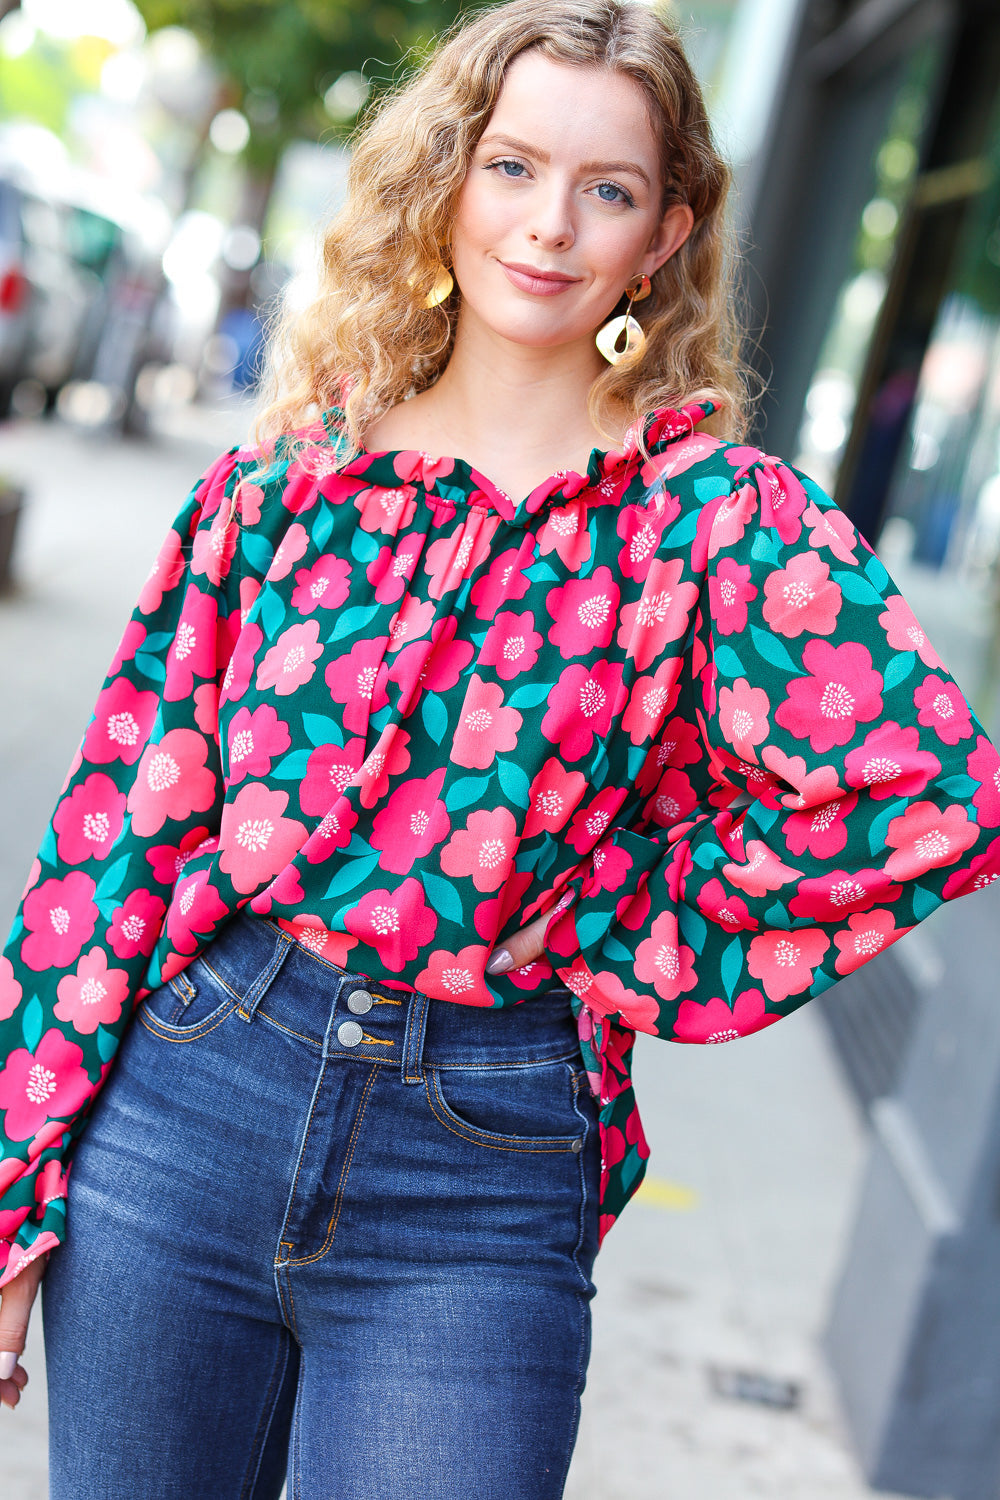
xmin=41 ymin=913 xmax=601 ymax=1499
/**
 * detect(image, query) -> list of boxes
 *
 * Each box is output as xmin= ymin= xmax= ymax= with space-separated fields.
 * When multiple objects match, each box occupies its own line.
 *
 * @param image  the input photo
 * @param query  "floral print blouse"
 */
xmin=2 ymin=395 xmax=1000 ymax=1286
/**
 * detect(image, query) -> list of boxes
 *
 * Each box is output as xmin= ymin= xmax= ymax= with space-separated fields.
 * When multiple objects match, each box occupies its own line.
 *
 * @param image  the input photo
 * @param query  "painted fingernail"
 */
xmin=0 ymin=1352 xmax=18 ymax=1380
xmin=485 ymin=948 xmax=512 ymax=975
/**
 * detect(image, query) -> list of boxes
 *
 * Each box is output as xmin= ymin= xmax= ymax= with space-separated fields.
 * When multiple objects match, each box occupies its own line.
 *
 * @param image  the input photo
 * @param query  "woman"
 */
xmin=1 ymin=0 xmax=998 ymax=1494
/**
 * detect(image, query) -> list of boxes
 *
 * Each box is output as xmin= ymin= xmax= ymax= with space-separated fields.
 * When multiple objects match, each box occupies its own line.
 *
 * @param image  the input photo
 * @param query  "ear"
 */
xmin=640 ymin=201 xmax=695 ymax=278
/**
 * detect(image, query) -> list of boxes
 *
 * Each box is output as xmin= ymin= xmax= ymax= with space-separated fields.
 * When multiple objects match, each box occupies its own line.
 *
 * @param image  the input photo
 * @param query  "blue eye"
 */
xmin=490 ymin=158 xmax=527 ymax=178
xmin=596 ymin=181 xmax=634 ymax=207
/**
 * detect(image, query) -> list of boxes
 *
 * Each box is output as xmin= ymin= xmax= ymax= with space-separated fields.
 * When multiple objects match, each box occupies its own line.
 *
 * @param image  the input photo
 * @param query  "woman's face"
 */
xmin=450 ymin=51 xmax=694 ymax=354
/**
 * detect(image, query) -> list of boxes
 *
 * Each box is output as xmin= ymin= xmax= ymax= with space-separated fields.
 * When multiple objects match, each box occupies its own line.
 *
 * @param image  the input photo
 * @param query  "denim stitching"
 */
xmin=238 ymin=1332 xmax=292 ymax=1500
xmin=552 ymin=1071 xmax=599 ymax=1495
xmin=260 ymin=915 xmax=397 ymax=1000
xmin=167 ymin=970 xmax=195 ymax=1003
xmin=137 ymin=996 xmax=238 ymax=1042
xmin=274 ymin=1055 xmax=331 ymax=1267
xmin=433 ymin=1050 xmax=579 ymax=1072
xmin=424 ymin=1066 xmax=584 ymax=1153
xmin=402 ymin=989 xmax=430 ymax=1084
xmin=286 ymin=1063 xmax=380 ymax=1265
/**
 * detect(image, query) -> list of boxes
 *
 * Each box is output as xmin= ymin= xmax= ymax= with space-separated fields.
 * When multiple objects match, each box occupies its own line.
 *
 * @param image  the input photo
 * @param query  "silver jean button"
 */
xmin=346 ymin=988 xmax=373 ymax=1014
xmin=337 ymin=1020 xmax=364 ymax=1048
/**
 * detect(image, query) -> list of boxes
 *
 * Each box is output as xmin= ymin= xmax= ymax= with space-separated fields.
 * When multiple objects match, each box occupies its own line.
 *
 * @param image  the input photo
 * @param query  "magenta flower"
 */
xmin=582 ymin=836 xmax=636 ymax=897
xmin=536 ymin=500 xmax=592 ymax=571
xmin=879 ymin=595 xmax=942 ymax=667
xmin=393 ymin=451 xmax=454 ymax=487
xmin=479 ymin=611 xmax=544 ymax=680
xmin=708 ymin=557 xmax=757 ymax=636
xmin=83 ymin=677 xmax=158 ymax=766
xmin=644 ymin=767 xmax=697 ymax=830
xmin=266 ymin=522 xmax=309 ymax=580
xmin=326 ymin=636 xmax=392 ymax=733
xmin=52 ymin=774 xmax=127 ymax=865
xmin=968 ymin=735 xmax=1000 ymax=827
xmin=884 ymin=801 xmax=979 ymax=881
xmin=290 ymin=554 xmax=352 ymax=615
xmin=782 ymin=792 xmax=858 ymax=859
xmin=762 ymin=550 xmax=842 ymax=638
xmin=165 ymin=869 xmax=230 ymax=953
xmin=523 ymin=758 xmax=589 ymax=839
xmin=470 ymin=546 xmax=532 ymax=619
xmin=127 ymin=728 xmax=218 ymax=838
xmin=621 ymin=662 xmax=682 ymax=746
xmin=0 ymin=1029 xmax=93 ymax=1141
xmin=913 ymin=673 xmax=973 ymax=746
xmin=218 ymin=783 xmax=307 ymax=894
xmin=144 ymin=826 xmax=216 ymax=886
xmin=718 ymin=678 xmax=771 ymax=762
xmin=354 ymin=725 xmax=414 ymax=809
xmin=386 ymin=594 xmax=435 ymax=653
xmin=54 ymin=947 xmax=129 ymax=1034
xmin=298 ymin=738 xmax=365 ymax=817
xmin=138 ymin=525 xmax=185 ymax=614
xmin=164 ymin=585 xmax=220 ymax=702
xmin=802 ymin=500 xmax=858 ymax=563
xmin=107 ymin=888 xmax=166 ymax=960
xmin=423 ymin=514 xmax=499 ymax=600
xmin=541 ymin=660 xmax=628 ymax=763
xmin=691 ymin=481 xmax=757 ymax=571
xmin=615 ymin=558 xmax=699 ymax=671
xmin=226 ymin=705 xmax=291 ymax=784
xmin=566 ymin=787 xmax=627 ymax=855
xmin=20 ymin=872 xmax=98 ymax=972
xmin=415 ymin=944 xmax=493 ymax=1005
xmin=0 ymin=958 xmax=22 ymax=1022
xmin=345 ymin=878 xmax=438 ymax=971
xmin=722 ymin=839 xmax=801 ymax=899
xmin=843 ymin=720 xmax=941 ymax=801
xmin=546 ymin=567 xmax=621 ymax=658
xmin=788 ymin=866 xmax=901 ymax=922
xmin=834 ymin=909 xmax=910 ymax=976
xmin=747 ymin=928 xmax=830 ymax=1003
xmin=942 ymin=836 xmax=1000 ymax=899
xmin=634 ymin=912 xmax=698 ymax=1003
xmin=370 ymin=768 xmax=451 ymax=874
xmin=673 ymin=989 xmax=778 ymax=1044
xmin=775 ymin=640 xmax=883 ymax=753
xmin=615 ymin=496 xmax=675 ymax=581
xmin=695 ymin=878 xmax=758 ymax=932
xmin=191 ymin=515 xmax=237 ymax=587
xmin=353 ymin=482 xmax=419 ymax=535
xmin=256 ymin=619 xmax=324 ymax=697
xmin=450 ymin=676 xmax=522 ymax=770
xmin=301 ymin=796 xmax=359 ymax=865
xmin=366 ymin=534 xmax=424 ymax=605
xmin=390 ymin=617 xmax=477 ymax=709
xmin=219 ymin=621 xmax=263 ymax=706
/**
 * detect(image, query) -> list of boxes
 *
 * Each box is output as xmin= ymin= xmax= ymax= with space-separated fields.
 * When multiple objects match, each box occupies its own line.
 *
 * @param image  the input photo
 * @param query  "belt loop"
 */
xmin=238 ymin=929 xmax=296 ymax=1023
xmin=401 ymin=990 xmax=430 ymax=1084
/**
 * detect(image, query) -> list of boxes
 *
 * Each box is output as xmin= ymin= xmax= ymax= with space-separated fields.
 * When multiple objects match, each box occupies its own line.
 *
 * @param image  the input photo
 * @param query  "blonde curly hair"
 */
xmin=251 ymin=0 xmax=758 ymax=464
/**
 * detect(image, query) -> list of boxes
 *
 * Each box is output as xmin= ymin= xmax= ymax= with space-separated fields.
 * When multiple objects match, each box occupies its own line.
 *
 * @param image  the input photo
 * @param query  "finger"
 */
xmin=0 ymin=1261 xmax=43 ymax=1380
xmin=486 ymin=909 xmax=552 ymax=975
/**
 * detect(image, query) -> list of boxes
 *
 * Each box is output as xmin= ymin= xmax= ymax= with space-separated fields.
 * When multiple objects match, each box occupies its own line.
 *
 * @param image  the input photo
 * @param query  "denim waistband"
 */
xmin=187 ymin=912 xmax=580 ymax=1083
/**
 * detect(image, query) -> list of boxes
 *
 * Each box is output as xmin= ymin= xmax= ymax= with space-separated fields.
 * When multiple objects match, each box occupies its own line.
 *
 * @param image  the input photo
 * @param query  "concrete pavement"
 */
xmin=0 ymin=403 xmax=900 ymax=1498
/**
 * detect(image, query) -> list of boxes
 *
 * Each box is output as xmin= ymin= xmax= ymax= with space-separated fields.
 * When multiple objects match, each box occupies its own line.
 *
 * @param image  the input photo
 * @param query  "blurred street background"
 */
xmin=2 ymin=0 xmax=1000 ymax=1496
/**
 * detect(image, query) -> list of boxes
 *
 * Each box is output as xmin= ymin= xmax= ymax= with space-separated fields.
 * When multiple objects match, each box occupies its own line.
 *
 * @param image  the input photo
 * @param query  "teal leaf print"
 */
xmin=883 ymin=651 xmax=916 ymax=693
xmin=749 ymin=625 xmax=798 ymax=674
xmin=21 ymin=996 xmax=42 ymax=1053
xmin=663 ymin=509 xmax=699 ymax=548
xmin=527 ymin=561 xmax=561 ymax=584
xmin=302 ymin=714 xmax=343 ymax=748
xmin=330 ymin=604 xmax=381 ymax=642
xmin=133 ymin=652 xmax=166 ymax=684
xmin=866 ymin=554 xmax=890 ymax=592
xmin=421 ymin=693 xmax=448 ymax=745
xmin=37 ymin=823 xmax=57 ymax=867
xmin=259 ymin=588 xmax=286 ymax=637
xmin=421 ymin=871 xmax=464 ymax=923
xmin=95 ymin=854 xmax=130 ymax=901
xmin=751 ymin=528 xmax=784 ymax=567
xmin=496 ymin=758 xmax=530 ymax=809
xmin=322 ymin=851 xmax=381 ymax=902
xmin=832 ymin=570 xmax=883 ymax=608
xmin=602 ymin=935 xmax=634 ymax=965
xmin=445 ymin=775 xmax=493 ymax=810
xmin=240 ymin=531 xmax=274 ymax=574
xmin=143 ymin=632 xmax=176 ymax=653
xmin=912 ymin=884 xmax=942 ymax=922
xmin=627 ymin=744 xmax=647 ymax=781
xmin=313 ymin=506 xmax=334 ymax=552
xmin=721 ymin=936 xmax=744 ymax=1000
xmin=713 ymin=645 xmax=745 ymax=678
xmin=271 ymin=749 xmax=313 ymax=780
xmin=691 ymin=840 xmax=725 ymax=870
xmin=507 ymin=682 xmax=551 ymax=709
xmin=678 ymin=904 xmax=707 ymax=954
xmin=95 ymin=1025 xmax=118 ymax=1064
xmin=350 ymin=528 xmax=380 ymax=564
xmin=868 ymin=797 xmax=908 ymax=858
xmin=938 ymin=774 xmax=979 ymax=798
xmin=577 ymin=910 xmax=615 ymax=950
xmin=764 ymin=900 xmax=790 ymax=929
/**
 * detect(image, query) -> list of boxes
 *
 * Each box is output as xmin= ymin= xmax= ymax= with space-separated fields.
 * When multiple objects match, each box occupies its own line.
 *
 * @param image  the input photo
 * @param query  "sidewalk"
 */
xmin=0 ymin=406 xmax=898 ymax=1499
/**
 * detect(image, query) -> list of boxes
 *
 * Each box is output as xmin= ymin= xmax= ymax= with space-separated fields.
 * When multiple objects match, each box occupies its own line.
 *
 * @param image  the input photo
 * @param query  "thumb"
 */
xmin=0 ymin=1254 xmax=47 ymax=1380
xmin=486 ymin=908 xmax=553 ymax=975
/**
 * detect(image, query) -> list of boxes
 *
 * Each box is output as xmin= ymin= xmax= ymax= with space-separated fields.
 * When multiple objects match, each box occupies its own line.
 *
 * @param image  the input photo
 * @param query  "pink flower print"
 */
xmin=762 ymin=550 xmax=842 ymax=638
xmin=747 ymin=928 xmax=830 ymax=1003
xmin=127 ymin=728 xmax=218 ymax=838
xmin=416 ymin=944 xmax=494 ymax=1006
xmin=326 ymin=636 xmax=392 ymax=734
xmin=267 ymin=522 xmax=309 ymax=581
xmin=523 ymin=758 xmax=589 ymax=838
xmin=278 ymin=914 xmax=358 ymax=968
xmin=616 ymin=498 xmax=674 ymax=582
xmin=615 ymin=558 xmax=699 ymax=671
xmin=581 ymin=837 xmax=636 ymax=897
xmin=718 ymin=678 xmax=771 ymax=762
xmin=165 ymin=869 xmax=230 ymax=953
xmin=634 ymin=911 xmax=697 ymax=1003
xmin=301 ymin=795 xmax=359 ymax=865
xmin=479 ymin=610 xmax=543 ymax=681
xmin=345 ymin=877 xmax=438 ymax=972
xmin=107 ymin=888 xmax=166 ymax=960
xmin=226 ymin=705 xmax=291 ymax=784
xmin=913 ymin=673 xmax=973 ymax=746
xmin=565 ymin=787 xmax=627 ymax=855
xmin=538 ymin=502 xmax=593 ymax=571
xmin=422 ymin=513 xmax=499 ymax=601
xmin=354 ymin=726 xmax=413 ymax=810
xmin=299 ymin=739 xmax=366 ymax=817
xmin=942 ymin=835 xmax=1000 ymax=899
xmin=723 ymin=839 xmax=802 ymax=899
xmin=138 ymin=525 xmax=185 ymax=614
xmin=109 ymin=619 xmax=146 ymax=676
xmin=290 ymin=554 xmax=352 ymax=615
xmin=84 ymin=677 xmax=158 ymax=766
xmin=547 ymin=568 xmax=621 ymax=658
xmin=450 ymin=676 xmax=522 ymax=770
xmin=191 ymin=515 xmax=237 ymax=587
xmin=673 ymin=989 xmax=778 ymax=1044
xmin=52 ymin=774 xmax=127 ymax=865
xmin=193 ymin=684 xmax=218 ymax=737
xmin=763 ymin=748 xmax=844 ymax=806
xmin=782 ymin=792 xmax=858 ymax=859
xmin=582 ymin=971 xmax=659 ymax=1033
xmin=542 ymin=660 xmax=628 ymax=763
xmin=752 ymin=456 xmax=808 ymax=545
xmin=635 ymin=714 xmax=703 ymax=798
xmin=621 ymin=661 xmax=682 ymax=747
xmin=20 ymin=872 xmax=98 ymax=971
xmin=968 ymin=735 xmax=1000 ymax=827
xmin=803 ymin=500 xmax=857 ymax=563
xmin=54 ymin=947 xmax=129 ymax=1034
xmin=475 ymin=869 xmax=535 ymax=942
xmin=879 ymin=595 xmax=942 ymax=668
xmin=789 ymin=866 xmax=901 ymax=922
xmin=470 ymin=545 xmax=533 ymax=619
xmin=367 ymin=534 xmax=424 ymax=605
xmin=145 ymin=826 xmax=216 ymax=886
xmin=0 ymin=958 xmax=22 ymax=1022
xmin=354 ymin=482 xmax=419 ymax=535
xmin=389 ymin=616 xmax=476 ymax=713
xmin=392 ymin=450 xmax=455 ymax=488
xmin=256 ymin=620 xmax=324 ymax=697
xmin=775 ymin=640 xmax=883 ymax=753
xmin=233 ymin=478 xmax=263 ymax=525
xmin=884 ymin=800 xmax=979 ymax=882
xmin=220 ymin=622 xmax=263 ymax=706
xmin=843 ymin=721 xmax=941 ymax=801
xmin=691 ymin=481 xmax=757 ymax=571
xmin=370 ymin=768 xmax=451 ymax=875
xmin=708 ymin=557 xmax=757 ymax=636
xmin=834 ymin=909 xmax=910 ymax=976
xmin=0 ymin=1029 xmax=92 ymax=1142
xmin=643 ymin=431 xmax=722 ymax=481
xmin=643 ymin=767 xmax=698 ymax=831
xmin=440 ymin=807 xmax=519 ymax=893
xmin=696 ymin=878 xmax=758 ymax=932
xmin=218 ymin=784 xmax=307 ymax=895
xmin=164 ymin=586 xmax=219 ymax=703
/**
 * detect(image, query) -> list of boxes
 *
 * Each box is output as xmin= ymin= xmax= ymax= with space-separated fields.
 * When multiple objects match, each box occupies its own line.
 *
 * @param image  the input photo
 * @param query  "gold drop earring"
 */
xmin=424 ymin=265 xmax=454 ymax=307
xmin=595 ymin=273 xmax=651 ymax=365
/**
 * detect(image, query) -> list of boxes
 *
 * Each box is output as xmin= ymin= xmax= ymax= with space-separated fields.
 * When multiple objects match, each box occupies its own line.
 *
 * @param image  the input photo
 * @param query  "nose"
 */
xmin=526 ymin=181 xmax=575 ymax=252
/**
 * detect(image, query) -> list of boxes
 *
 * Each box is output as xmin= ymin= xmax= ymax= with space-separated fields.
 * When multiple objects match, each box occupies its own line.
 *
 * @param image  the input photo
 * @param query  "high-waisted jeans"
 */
xmin=41 ymin=912 xmax=601 ymax=1499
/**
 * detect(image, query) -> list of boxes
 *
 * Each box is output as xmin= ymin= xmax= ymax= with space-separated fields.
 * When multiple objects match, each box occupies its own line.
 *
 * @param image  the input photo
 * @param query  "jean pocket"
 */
xmin=137 ymin=959 xmax=238 ymax=1041
xmin=425 ymin=1057 xmax=593 ymax=1153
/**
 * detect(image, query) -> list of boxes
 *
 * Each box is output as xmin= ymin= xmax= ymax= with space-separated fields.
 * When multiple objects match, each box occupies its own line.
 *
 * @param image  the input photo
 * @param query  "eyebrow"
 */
xmin=478 ymin=134 xmax=652 ymax=190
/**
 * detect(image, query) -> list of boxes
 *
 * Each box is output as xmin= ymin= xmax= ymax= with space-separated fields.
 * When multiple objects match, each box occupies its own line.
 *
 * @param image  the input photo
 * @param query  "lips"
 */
xmin=499 ymin=261 xmax=581 ymax=296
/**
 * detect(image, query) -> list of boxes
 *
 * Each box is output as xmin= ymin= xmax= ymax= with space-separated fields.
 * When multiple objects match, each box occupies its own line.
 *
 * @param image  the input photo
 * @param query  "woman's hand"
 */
xmin=485 ymin=908 xmax=555 ymax=975
xmin=0 ymin=1251 xmax=49 ymax=1410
